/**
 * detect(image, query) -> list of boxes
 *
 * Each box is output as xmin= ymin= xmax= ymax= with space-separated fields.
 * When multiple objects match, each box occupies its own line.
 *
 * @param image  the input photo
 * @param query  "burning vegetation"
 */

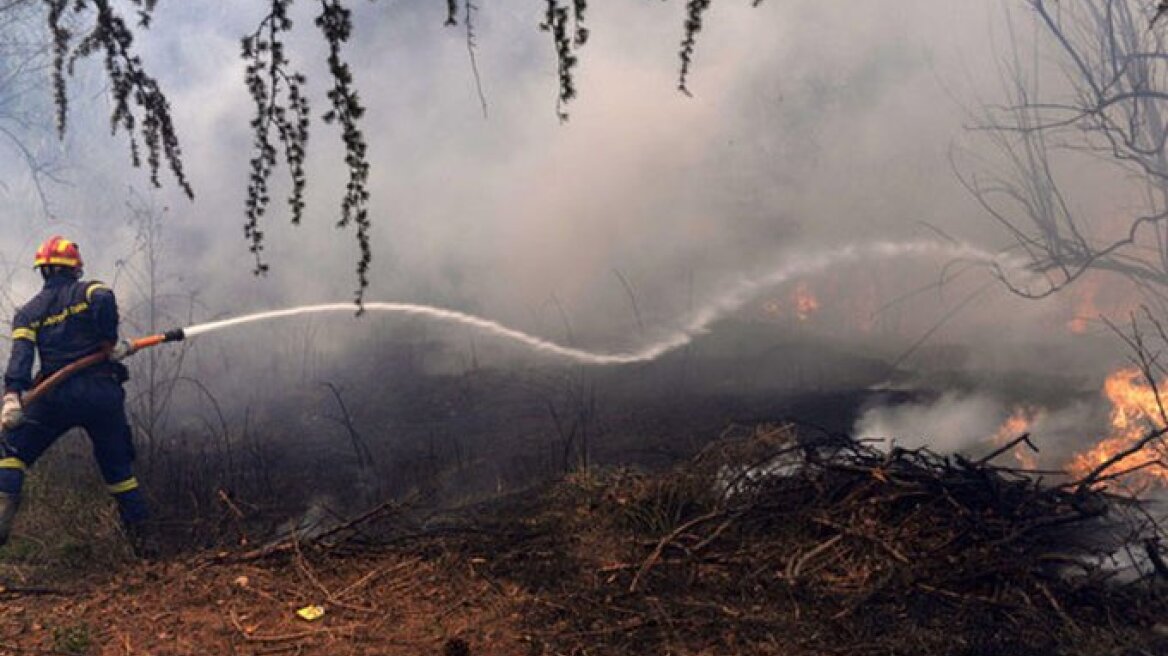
xmin=760 ymin=280 xmax=822 ymax=323
xmin=1067 ymin=367 xmax=1168 ymax=490
xmin=990 ymin=406 xmax=1042 ymax=471
xmin=981 ymin=362 xmax=1168 ymax=492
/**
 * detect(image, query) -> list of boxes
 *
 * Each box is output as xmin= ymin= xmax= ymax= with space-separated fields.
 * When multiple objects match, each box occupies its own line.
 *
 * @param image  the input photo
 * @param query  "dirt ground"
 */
xmin=3 ymin=549 xmax=521 ymax=656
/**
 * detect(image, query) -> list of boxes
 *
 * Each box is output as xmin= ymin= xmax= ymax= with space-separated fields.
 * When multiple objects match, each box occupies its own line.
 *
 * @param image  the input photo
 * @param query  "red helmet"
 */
xmin=33 ymin=236 xmax=83 ymax=269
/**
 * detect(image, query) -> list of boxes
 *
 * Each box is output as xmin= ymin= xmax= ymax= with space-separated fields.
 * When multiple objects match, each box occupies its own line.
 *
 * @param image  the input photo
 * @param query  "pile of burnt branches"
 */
xmin=627 ymin=425 xmax=1154 ymax=598
xmin=515 ymin=425 xmax=1168 ymax=655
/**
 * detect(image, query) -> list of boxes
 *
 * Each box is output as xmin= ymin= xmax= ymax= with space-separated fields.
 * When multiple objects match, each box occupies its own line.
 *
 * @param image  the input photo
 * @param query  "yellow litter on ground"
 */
xmin=296 ymin=605 xmax=325 ymax=621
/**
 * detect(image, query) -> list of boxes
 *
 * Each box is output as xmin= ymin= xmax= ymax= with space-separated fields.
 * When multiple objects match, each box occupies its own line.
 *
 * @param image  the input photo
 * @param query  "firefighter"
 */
xmin=0 ymin=236 xmax=146 ymax=551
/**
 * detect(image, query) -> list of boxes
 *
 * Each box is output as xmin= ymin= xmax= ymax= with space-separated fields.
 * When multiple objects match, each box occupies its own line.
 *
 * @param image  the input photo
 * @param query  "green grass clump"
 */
xmin=52 ymin=622 xmax=92 ymax=655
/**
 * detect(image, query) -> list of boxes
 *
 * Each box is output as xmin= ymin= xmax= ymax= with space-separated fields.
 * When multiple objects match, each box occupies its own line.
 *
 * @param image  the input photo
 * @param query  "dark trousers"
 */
xmin=0 ymin=374 xmax=147 ymax=524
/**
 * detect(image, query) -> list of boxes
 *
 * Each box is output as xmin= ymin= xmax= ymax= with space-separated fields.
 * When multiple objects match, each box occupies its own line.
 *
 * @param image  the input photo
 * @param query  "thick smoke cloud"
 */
xmin=0 ymin=1 xmax=1139 ymax=441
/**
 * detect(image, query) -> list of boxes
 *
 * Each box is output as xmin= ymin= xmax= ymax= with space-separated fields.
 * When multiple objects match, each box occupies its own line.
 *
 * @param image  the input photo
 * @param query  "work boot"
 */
xmin=0 ymin=492 xmax=19 ymax=547
xmin=124 ymin=521 xmax=161 ymax=560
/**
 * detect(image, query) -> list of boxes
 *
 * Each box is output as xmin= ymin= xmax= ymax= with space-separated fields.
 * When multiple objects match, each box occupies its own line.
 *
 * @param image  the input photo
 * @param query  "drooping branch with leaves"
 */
xmin=316 ymin=0 xmax=370 ymax=304
xmin=242 ymin=0 xmax=309 ymax=277
xmin=48 ymin=0 xmax=191 ymax=198
xmin=33 ymin=0 xmax=752 ymax=304
xmin=539 ymin=0 xmax=584 ymax=122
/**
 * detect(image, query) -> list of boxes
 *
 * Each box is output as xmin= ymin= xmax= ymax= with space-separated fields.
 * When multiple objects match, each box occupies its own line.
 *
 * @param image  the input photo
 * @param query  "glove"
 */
xmin=109 ymin=339 xmax=135 ymax=362
xmin=1 ymin=393 xmax=23 ymax=431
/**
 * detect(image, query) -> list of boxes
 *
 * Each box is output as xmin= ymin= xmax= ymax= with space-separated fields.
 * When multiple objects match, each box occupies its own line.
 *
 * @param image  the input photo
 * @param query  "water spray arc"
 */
xmin=21 ymin=239 xmax=1021 ymax=403
xmin=176 ymin=239 xmax=1017 ymax=360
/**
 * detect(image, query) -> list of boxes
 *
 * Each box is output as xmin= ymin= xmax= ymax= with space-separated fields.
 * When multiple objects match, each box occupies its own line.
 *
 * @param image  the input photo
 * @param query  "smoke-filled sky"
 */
xmin=0 ymin=1 xmax=1142 ymax=384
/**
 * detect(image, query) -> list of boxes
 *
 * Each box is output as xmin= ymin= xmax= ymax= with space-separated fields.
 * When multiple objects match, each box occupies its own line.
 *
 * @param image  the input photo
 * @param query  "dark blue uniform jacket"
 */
xmin=4 ymin=275 xmax=119 ymax=393
xmin=0 ymin=274 xmax=146 ymax=526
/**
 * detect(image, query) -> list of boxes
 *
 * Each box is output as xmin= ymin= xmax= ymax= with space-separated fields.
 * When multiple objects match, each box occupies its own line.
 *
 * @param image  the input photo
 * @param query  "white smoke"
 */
xmin=854 ymin=392 xmax=1105 ymax=468
xmin=854 ymin=393 xmax=1005 ymax=454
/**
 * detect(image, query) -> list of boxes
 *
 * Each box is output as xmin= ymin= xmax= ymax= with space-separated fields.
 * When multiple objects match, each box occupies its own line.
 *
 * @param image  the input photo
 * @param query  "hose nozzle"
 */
xmin=130 ymin=328 xmax=186 ymax=352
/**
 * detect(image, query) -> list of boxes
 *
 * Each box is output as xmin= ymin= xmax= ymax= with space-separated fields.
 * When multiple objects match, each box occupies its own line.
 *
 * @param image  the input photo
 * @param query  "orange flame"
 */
xmin=758 ymin=282 xmax=821 ymax=323
xmin=1066 ymin=368 xmax=1168 ymax=488
xmin=991 ymin=406 xmax=1040 ymax=470
xmin=1067 ymin=280 xmax=1100 ymax=334
xmin=1066 ymin=274 xmax=1142 ymax=335
xmin=793 ymin=282 xmax=820 ymax=321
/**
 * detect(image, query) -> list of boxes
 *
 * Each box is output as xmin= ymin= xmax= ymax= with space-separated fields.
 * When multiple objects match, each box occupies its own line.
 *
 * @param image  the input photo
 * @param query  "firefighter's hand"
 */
xmin=1 ymin=393 xmax=23 ymax=431
xmin=109 ymin=339 xmax=134 ymax=362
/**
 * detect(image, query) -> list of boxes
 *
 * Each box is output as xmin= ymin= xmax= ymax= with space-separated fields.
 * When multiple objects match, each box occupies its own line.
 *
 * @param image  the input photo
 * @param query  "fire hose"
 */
xmin=19 ymin=328 xmax=186 ymax=408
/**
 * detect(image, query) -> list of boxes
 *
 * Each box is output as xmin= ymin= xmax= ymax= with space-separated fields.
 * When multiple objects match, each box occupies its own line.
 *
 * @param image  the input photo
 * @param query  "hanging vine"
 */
xmin=38 ymin=0 xmax=760 ymax=304
xmin=317 ymin=0 xmax=371 ymax=306
xmin=678 ymin=0 xmax=712 ymax=95
xmin=540 ymin=0 xmax=578 ymax=122
xmin=242 ymin=0 xmax=310 ymax=276
xmin=571 ymin=0 xmax=589 ymax=46
xmin=47 ymin=0 xmax=192 ymax=198
xmin=444 ymin=0 xmax=488 ymax=117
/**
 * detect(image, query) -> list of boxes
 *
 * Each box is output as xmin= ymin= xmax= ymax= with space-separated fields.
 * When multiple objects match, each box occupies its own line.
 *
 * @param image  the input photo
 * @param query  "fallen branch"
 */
xmin=232 ymin=500 xmax=403 ymax=561
xmin=786 ymin=533 xmax=843 ymax=581
xmin=976 ymin=432 xmax=1038 ymax=466
xmin=629 ymin=509 xmax=724 ymax=592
